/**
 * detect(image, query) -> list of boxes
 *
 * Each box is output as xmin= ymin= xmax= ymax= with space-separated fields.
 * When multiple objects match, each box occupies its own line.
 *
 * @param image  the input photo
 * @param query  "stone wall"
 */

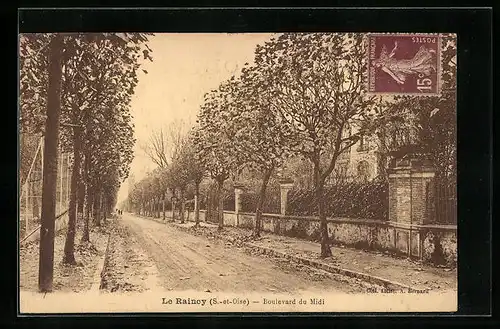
xmin=191 ymin=210 xmax=456 ymax=267
xmin=223 ymin=211 xmax=237 ymax=227
xmin=421 ymin=225 xmax=457 ymax=265
xmin=164 ymin=209 xmax=206 ymax=222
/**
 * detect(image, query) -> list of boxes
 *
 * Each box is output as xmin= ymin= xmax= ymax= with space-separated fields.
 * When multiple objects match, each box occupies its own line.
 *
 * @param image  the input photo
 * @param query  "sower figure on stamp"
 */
xmin=373 ymin=41 xmax=437 ymax=85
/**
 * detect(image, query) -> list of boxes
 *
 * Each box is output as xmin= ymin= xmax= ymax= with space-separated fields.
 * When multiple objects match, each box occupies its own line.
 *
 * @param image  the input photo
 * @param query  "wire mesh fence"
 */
xmin=19 ymin=137 xmax=71 ymax=240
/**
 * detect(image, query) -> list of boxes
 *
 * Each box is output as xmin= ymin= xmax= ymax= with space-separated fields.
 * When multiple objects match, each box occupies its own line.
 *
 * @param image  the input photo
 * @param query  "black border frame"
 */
xmin=6 ymin=5 xmax=494 ymax=326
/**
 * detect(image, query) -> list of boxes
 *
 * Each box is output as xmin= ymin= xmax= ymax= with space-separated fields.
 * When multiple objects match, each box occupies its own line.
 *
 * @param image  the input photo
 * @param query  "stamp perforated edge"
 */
xmin=364 ymin=33 xmax=443 ymax=97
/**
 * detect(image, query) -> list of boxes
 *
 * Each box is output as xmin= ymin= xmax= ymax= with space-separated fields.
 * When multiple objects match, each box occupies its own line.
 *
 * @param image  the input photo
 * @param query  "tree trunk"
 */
xmin=180 ymin=189 xmax=186 ymax=224
xmin=151 ymin=199 xmax=154 ymax=217
xmin=38 ymin=34 xmax=63 ymax=293
xmin=157 ymin=197 xmax=161 ymax=218
xmin=171 ymin=189 xmax=176 ymax=221
xmin=253 ymin=167 xmax=273 ymax=238
xmin=153 ymin=198 xmax=156 ymax=217
xmin=63 ymin=126 xmax=81 ymax=265
xmin=206 ymin=187 xmax=212 ymax=223
xmin=77 ymin=180 xmax=85 ymax=213
xmin=155 ymin=198 xmax=158 ymax=218
xmin=81 ymin=184 xmax=90 ymax=243
xmin=93 ymin=191 xmax=100 ymax=226
xmin=82 ymin=183 xmax=93 ymax=242
xmin=194 ymin=183 xmax=200 ymax=227
xmin=314 ymin=162 xmax=332 ymax=258
xmin=162 ymin=191 xmax=166 ymax=221
xmin=376 ymin=127 xmax=388 ymax=181
xmin=177 ymin=196 xmax=182 ymax=219
xmin=216 ymin=179 xmax=224 ymax=231
xmin=208 ymin=183 xmax=217 ymax=223
xmin=102 ymin=193 xmax=106 ymax=221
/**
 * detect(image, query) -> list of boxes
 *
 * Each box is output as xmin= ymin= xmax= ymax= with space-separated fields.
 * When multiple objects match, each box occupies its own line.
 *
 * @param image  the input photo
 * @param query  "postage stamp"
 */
xmin=367 ymin=33 xmax=442 ymax=95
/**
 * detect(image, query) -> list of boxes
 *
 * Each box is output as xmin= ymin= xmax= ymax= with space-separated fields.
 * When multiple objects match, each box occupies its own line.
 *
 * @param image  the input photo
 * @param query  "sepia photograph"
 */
xmin=19 ymin=31 xmax=457 ymax=313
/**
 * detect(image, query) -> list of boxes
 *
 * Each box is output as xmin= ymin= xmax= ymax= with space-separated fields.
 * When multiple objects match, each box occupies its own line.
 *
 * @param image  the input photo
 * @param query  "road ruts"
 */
xmin=119 ymin=213 xmax=371 ymax=293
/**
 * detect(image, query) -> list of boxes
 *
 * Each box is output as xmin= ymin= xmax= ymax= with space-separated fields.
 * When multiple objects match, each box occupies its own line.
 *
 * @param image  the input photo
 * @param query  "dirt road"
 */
xmin=119 ymin=213 xmax=374 ymax=294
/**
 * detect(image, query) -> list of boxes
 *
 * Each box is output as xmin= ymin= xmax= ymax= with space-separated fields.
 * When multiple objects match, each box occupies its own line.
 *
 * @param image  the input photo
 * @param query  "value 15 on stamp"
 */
xmin=367 ymin=33 xmax=441 ymax=95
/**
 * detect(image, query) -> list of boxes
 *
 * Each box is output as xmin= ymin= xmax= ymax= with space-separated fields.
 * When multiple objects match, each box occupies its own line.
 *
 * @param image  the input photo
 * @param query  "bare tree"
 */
xmin=141 ymin=128 xmax=169 ymax=168
xmin=140 ymin=118 xmax=188 ymax=169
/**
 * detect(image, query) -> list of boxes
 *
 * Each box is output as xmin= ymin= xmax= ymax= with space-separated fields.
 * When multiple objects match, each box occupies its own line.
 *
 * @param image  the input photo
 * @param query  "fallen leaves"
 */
xmin=100 ymin=222 xmax=159 ymax=293
xmin=169 ymin=222 xmax=456 ymax=293
xmin=20 ymin=225 xmax=108 ymax=293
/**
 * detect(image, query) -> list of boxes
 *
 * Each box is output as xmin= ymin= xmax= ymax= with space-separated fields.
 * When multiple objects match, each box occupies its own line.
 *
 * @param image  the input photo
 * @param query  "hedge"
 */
xmin=213 ymin=179 xmax=388 ymax=221
xmin=287 ymin=180 xmax=389 ymax=220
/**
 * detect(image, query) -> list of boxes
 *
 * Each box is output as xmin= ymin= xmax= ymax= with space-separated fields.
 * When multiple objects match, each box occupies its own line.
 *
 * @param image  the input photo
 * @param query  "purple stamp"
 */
xmin=367 ymin=33 xmax=441 ymax=95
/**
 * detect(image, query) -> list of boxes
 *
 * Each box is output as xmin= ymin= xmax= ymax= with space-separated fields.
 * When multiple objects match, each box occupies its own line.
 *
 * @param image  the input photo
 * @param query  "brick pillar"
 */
xmin=388 ymin=156 xmax=436 ymax=225
xmin=387 ymin=155 xmax=436 ymax=258
xmin=234 ymin=184 xmax=244 ymax=226
xmin=279 ymin=179 xmax=294 ymax=216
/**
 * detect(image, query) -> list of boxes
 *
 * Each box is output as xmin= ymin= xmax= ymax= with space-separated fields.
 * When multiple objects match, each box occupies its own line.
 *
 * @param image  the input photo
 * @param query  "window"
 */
xmin=357 ymin=135 xmax=369 ymax=152
xmin=357 ymin=160 xmax=371 ymax=182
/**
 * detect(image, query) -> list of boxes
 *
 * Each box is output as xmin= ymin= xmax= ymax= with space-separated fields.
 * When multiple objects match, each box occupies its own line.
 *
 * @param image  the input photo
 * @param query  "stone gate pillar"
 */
xmin=387 ymin=154 xmax=436 ymax=258
xmin=194 ymin=194 xmax=199 ymax=221
xmin=279 ymin=179 xmax=294 ymax=216
xmin=388 ymin=155 xmax=436 ymax=225
xmin=234 ymin=183 xmax=245 ymax=226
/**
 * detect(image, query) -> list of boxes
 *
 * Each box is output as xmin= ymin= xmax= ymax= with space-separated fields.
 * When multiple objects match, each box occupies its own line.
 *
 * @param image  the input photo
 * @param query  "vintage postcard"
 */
xmin=19 ymin=32 xmax=457 ymax=313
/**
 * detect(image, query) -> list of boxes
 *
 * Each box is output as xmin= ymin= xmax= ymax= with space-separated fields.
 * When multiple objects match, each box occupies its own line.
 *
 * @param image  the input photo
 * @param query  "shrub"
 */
xmin=240 ymin=187 xmax=281 ymax=214
xmin=217 ymin=178 xmax=388 ymax=220
xmin=223 ymin=193 xmax=235 ymax=211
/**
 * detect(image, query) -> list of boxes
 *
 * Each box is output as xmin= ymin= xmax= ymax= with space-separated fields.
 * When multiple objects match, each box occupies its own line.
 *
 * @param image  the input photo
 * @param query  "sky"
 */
xmin=117 ymin=33 xmax=275 ymax=204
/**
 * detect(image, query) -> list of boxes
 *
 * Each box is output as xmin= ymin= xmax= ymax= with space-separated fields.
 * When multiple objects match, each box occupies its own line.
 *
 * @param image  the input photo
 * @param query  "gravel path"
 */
xmin=100 ymin=220 xmax=160 ymax=293
xmin=119 ymin=213 xmax=379 ymax=294
xmin=173 ymin=222 xmax=457 ymax=292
